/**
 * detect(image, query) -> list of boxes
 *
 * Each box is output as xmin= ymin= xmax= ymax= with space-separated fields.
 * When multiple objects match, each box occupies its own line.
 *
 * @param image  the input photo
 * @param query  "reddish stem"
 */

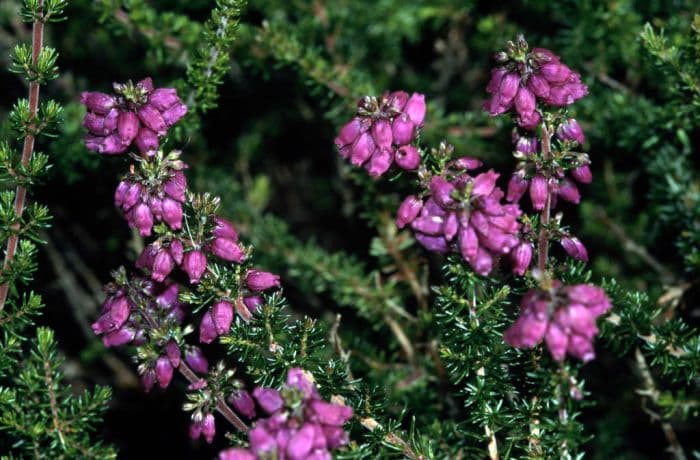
xmin=0 ymin=3 xmax=45 ymax=312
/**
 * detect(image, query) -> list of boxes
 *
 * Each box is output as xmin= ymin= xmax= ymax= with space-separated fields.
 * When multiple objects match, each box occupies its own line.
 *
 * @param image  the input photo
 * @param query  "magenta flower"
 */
xmin=335 ymin=91 xmax=426 ymax=176
xmin=398 ymin=164 xmax=529 ymax=276
xmin=504 ymin=282 xmax=612 ymax=362
xmin=219 ymin=368 xmax=352 ymax=460
xmin=114 ymin=153 xmax=188 ymax=236
xmin=485 ymin=37 xmax=588 ymax=129
xmin=81 ymin=77 xmax=187 ymax=155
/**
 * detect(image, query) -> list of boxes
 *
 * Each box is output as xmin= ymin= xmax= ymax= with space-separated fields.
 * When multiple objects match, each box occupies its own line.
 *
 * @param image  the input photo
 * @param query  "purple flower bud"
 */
xmin=309 ymin=400 xmax=353 ymax=426
xmin=286 ymin=368 xmax=319 ymax=399
xmin=84 ymin=133 xmax=127 ymax=155
xmin=335 ymin=118 xmax=362 ymax=148
xmin=166 ymin=341 xmax=181 ymax=368
xmin=545 ymin=323 xmax=568 ymax=361
xmin=243 ymin=295 xmax=263 ymax=314
xmin=526 ymin=74 xmax=550 ymax=98
xmin=404 ymin=93 xmax=426 ymax=125
xmin=185 ymin=346 xmax=209 ymax=374
xmin=471 ymin=248 xmax=494 ymax=276
xmin=148 ymin=88 xmax=180 ymax=110
xmin=557 ymin=178 xmax=581 ymax=204
xmin=199 ymin=312 xmax=218 ymax=344
xmin=213 ymin=216 xmax=238 ymax=240
xmin=230 ymin=391 xmax=256 ymax=418
xmin=498 ymin=72 xmax=520 ymax=105
xmin=366 ymin=147 xmax=393 ymax=177
xmin=430 ymin=176 xmax=455 ymax=207
xmin=443 ymin=212 xmax=459 ymax=241
xmin=571 ymin=164 xmax=592 ymax=184
xmin=370 ymin=119 xmax=393 ymax=148
xmin=117 ymin=111 xmax=139 ymax=144
xmin=182 ymin=250 xmax=207 ymax=284
xmin=122 ymin=182 xmax=142 ymax=211
xmin=389 ymin=91 xmax=409 ymax=111
xmin=148 ymin=196 xmax=163 ymax=220
xmin=202 ymin=413 xmax=216 ymax=444
xmin=131 ymin=203 xmax=154 ymax=237
xmin=137 ymin=77 xmax=154 ymax=92
xmin=155 ymin=356 xmax=174 ymax=388
xmin=529 ymin=175 xmax=547 ymax=210
xmin=396 ymin=195 xmax=423 ymax=229
xmin=452 ymin=156 xmax=483 ymax=170
xmin=189 ymin=420 xmax=202 ymax=440
xmin=211 ymin=237 xmax=245 ymax=262
xmin=518 ymin=111 xmax=541 ymax=130
xmin=137 ymin=104 xmax=167 ymax=135
xmin=102 ymin=327 xmax=136 ymax=347
xmin=246 ymin=270 xmax=281 ymax=291
xmin=515 ymin=136 xmax=538 ymax=155
xmin=511 ymin=242 xmax=533 ymax=275
xmin=212 ymin=300 xmax=234 ymax=335
xmin=560 ymin=236 xmax=588 ymax=261
xmin=411 ymin=216 xmax=444 ymax=235
xmin=507 ymin=173 xmax=529 ymax=203
xmin=83 ymin=112 xmax=111 ymax=135
xmin=80 ymin=91 xmax=116 ymax=114
xmin=151 ymin=249 xmax=174 ymax=282
xmin=472 ymin=170 xmax=499 ymax=197
xmin=350 ymin=132 xmax=375 ymax=166
xmin=114 ymin=181 xmax=129 ymax=208
xmin=287 ymin=423 xmax=314 ymax=460
xmin=135 ymin=128 xmax=159 ymax=155
xmin=164 ymin=170 xmax=187 ymax=202
xmin=142 ymin=369 xmax=156 ymax=393
xmin=414 ymin=233 xmax=449 ymax=253
xmin=253 ymin=388 xmax=284 ymax=414
xmin=170 ymin=239 xmax=184 ymax=265
xmin=161 ymin=103 xmax=188 ymax=127
xmin=161 ymin=197 xmax=183 ymax=230
xmin=557 ymin=118 xmax=585 ymax=144
xmin=156 ymin=283 xmax=179 ymax=309
xmin=391 ymin=114 xmax=415 ymax=145
xmin=541 ymin=62 xmax=571 ymax=84
xmin=219 ymin=448 xmax=256 ymax=460
xmin=395 ymin=145 xmax=421 ymax=170
xmin=514 ymin=86 xmax=536 ymax=116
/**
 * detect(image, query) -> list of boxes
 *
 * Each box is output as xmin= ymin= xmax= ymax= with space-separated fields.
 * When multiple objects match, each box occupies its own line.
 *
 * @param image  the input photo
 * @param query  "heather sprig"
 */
xmin=0 ymin=1 xmax=115 ymax=457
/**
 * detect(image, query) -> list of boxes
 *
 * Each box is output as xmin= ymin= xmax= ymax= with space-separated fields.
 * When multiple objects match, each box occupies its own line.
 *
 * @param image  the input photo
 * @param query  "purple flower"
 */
xmin=182 ymin=250 xmax=207 ymax=284
xmin=484 ymin=39 xmax=588 ymax=130
xmin=81 ymin=77 xmax=187 ymax=155
xmin=504 ymin=281 xmax=612 ymax=362
xmin=246 ymin=270 xmax=281 ymax=291
xmin=560 ymin=236 xmax=588 ymax=262
xmin=185 ymin=346 xmax=209 ymax=374
xmin=335 ymin=91 xmax=427 ymax=176
xmin=229 ymin=390 xmax=256 ymax=418
xmin=557 ymin=118 xmax=585 ymax=144
xmin=402 ymin=167 xmax=527 ymax=276
xmin=210 ymin=237 xmax=245 ymax=263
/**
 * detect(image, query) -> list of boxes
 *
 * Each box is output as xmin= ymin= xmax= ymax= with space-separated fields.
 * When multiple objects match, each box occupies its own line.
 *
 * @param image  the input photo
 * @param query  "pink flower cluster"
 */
xmin=504 ymin=282 xmax=612 ymax=362
xmin=81 ymin=77 xmax=187 ymax=155
xmin=397 ymin=160 xmax=531 ymax=276
xmin=506 ymin=129 xmax=592 ymax=212
xmin=485 ymin=41 xmax=588 ymax=129
xmin=91 ymin=279 xmax=191 ymax=389
xmin=114 ymin=156 xmax=187 ymax=237
xmin=219 ymin=368 xmax=353 ymax=460
xmin=335 ymin=91 xmax=426 ymax=176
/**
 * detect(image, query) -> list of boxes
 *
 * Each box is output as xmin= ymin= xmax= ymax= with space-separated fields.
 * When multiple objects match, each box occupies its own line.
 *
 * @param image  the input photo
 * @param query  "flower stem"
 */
xmin=0 ymin=1 xmax=45 ymax=312
xmin=537 ymin=122 xmax=552 ymax=274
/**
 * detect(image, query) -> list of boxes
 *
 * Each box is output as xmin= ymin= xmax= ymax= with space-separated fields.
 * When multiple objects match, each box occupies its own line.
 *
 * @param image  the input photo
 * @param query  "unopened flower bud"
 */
xmin=246 ymin=270 xmax=281 ymax=291
xmin=404 ymin=93 xmax=426 ymax=125
xmin=561 ymin=236 xmax=588 ymax=261
xmin=212 ymin=301 xmax=234 ymax=335
xmin=202 ymin=413 xmax=216 ymax=444
xmin=395 ymin=145 xmax=421 ymax=170
xmin=137 ymin=104 xmax=167 ymax=135
xmin=185 ymin=346 xmax=209 ymax=374
xmin=529 ymin=174 xmax=547 ymax=210
xmin=155 ymin=356 xmax=174 ymax=388
xmin=117 ymin=111 xmax=139 ymax=144
xmin=182 ymin=250 xmax=207 ymax=284
xmin=161 ymin=197 xmax=183 ymax=230
xmin=199 ymin=312 xmax=218 ymax=344
xmin=396 ymin=195 xmax=423 ymax=229
xmin=391 ymin=114 xmax=415 ymax=145
xmin=230 ymin=391 xmax=256 ymax=418
xmin=571 ymin=164 xmax=592 ymax=184
xmin=557 ymin=118 xmax=585 ymax=144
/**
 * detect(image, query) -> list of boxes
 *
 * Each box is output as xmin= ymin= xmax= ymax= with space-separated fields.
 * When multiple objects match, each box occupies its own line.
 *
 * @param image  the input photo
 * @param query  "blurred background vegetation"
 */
xmin=1 ymin=0 xmax=699 ymax=458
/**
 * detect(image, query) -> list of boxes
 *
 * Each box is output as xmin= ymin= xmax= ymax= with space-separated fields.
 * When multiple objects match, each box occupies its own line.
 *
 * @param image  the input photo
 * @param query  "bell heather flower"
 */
xmin=246 ymin=270 xmax=281 ymax=291
xmin=114 ymin=151 xmax=188 ymax=236
xmin=556 ymin=118 xmax=585 ymax=145
xmin=560 ymin=236 xmax=589 ymax=262
xmin=335 ymin=91 xmax=426 ymax=176
xmin=219 ymin=368 xmax=352 ymax=460
xmin=485 ymin=36 xmax=588 ymax=129
xmin=81 ymin=77 xmax=187 ymax=155
xmin=400 ymin=164 xmax=529 ymax=276
xmin=504 ymin=281 xmax=612 ymax=362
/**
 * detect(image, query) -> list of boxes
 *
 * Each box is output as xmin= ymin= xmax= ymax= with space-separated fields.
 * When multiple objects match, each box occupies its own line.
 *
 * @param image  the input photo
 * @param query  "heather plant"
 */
xmin=1 ymin=1 xmax=700 ymax=459
xmin=0 ymin=1 xmax=115 ymax=457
